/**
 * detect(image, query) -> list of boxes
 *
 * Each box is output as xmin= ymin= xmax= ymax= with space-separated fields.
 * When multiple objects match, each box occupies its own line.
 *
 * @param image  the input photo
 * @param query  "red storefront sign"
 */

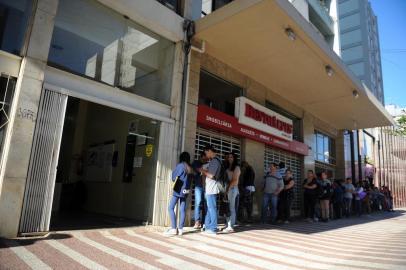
xmin=197 ymin=105 xmax=309 ymax=156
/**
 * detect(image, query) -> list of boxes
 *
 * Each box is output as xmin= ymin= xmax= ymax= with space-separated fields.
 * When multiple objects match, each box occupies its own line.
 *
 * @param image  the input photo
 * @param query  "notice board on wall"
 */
xmin=85 ymin=142 xmax=115 ymax=182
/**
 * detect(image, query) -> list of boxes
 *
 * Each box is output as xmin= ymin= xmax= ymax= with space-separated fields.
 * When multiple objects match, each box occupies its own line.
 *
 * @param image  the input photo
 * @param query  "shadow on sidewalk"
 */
xmin=234 ymin=209 xmax=405 ymax=235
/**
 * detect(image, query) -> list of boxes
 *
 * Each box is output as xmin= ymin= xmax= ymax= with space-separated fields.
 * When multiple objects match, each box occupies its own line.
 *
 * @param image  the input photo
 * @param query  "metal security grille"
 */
xmin=19 ymin=89 xmax=67 ymax=234
xmin=0 ymin=74 xmax=17 ymax=170
xmin=264 ymin=146 xmax=303 ymax=213
xmin=195 ymin=127 xmax=241 ymax=161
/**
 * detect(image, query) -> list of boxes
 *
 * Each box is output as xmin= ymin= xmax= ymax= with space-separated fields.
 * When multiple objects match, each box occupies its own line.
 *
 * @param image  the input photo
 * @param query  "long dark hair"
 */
xmin=179 ymin=152 xmax=191 ymax=165
xmin=225 ymin=152 xmax=239 ymax=171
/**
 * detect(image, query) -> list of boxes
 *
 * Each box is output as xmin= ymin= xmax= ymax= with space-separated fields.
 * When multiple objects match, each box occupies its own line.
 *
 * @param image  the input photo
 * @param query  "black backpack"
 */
xmin=213 ymin=157 xmax=229 ymax=194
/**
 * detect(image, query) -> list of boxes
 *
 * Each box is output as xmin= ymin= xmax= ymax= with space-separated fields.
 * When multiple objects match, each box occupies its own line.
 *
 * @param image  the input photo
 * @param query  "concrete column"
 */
xmin=0 ymin=0 xmax=59 ymax=238
xmin=335 ymin=130 xmax=346 ymax=179
xmin=303 ymin=111 xmax=316 ymax=174
xmin=183 ymin=0 xmax=202 ymax=20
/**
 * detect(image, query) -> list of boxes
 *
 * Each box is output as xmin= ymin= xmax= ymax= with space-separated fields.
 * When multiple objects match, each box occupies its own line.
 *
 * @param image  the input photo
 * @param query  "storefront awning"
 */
xmin=194 ymin=0 xmax=394 ymax=129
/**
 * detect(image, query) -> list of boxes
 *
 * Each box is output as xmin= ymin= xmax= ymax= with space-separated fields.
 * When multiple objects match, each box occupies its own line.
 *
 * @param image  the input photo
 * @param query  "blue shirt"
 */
xmin=172 ymin=162 xmax=190 ymax=198
xmin=191 ymin=160 xmax=204 ymax=188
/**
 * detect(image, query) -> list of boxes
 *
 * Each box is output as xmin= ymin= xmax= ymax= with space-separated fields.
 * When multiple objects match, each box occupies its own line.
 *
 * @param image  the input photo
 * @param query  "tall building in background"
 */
xmin=339 ymin=0 xmax=384 ymax=104
xmin=339 ymin=0 xmax=406 ymax=207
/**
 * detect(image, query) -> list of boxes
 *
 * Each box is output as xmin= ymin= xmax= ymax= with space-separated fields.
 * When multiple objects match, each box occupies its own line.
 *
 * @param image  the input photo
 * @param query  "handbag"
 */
xmin=172 ymin=176 xmax=183 ymax=194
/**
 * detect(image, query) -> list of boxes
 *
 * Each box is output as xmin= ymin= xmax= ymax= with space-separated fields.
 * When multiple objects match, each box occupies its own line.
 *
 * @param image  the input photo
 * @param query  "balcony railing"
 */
xmin=307 ymin=0 xmax=334 ymax=36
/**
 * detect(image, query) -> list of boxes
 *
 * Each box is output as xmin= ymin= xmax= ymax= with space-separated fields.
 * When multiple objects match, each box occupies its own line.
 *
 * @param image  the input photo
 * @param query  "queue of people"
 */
xmin=165 ymin=145 xmax=395 ymax=236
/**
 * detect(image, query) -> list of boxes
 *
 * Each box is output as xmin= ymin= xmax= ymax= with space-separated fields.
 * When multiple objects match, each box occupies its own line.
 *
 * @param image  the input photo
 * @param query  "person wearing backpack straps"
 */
xmin=223 ymin=152 xmax=241 ymax=233
xmin=165 ymin=152 xmax=192 ymax=236
xmin=201 ymin=145 xmax=221 ymax=235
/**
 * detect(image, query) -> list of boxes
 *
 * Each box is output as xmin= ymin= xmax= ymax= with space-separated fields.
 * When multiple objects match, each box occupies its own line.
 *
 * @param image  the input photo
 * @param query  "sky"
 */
xmin=369 ymin=0 xmax=406 ymax=107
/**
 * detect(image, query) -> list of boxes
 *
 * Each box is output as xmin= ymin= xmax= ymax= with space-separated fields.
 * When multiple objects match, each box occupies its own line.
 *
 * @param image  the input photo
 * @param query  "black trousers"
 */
xmin=304 ymin=193 xmax=317 ymax=219
xmin=333 ymin=201 xmax=343 ymax=219
xmin=279 ymin=197 xmax=293 ymax=221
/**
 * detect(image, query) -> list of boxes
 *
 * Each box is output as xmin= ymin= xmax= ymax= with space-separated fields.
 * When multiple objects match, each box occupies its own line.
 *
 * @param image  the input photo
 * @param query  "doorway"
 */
xmin=49 ymin=97 xmax=160 ymax=230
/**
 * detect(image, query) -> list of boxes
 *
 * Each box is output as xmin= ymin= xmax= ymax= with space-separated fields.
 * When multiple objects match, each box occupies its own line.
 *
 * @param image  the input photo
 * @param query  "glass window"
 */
xmin=0 ymin=0 xmax=33 ymax=55
xmin=48 ymin=0 xmax=175 ymax=105
xmin=198 ymin=70 xmax=243 ymax=116
xmin=156 ymin=0 xmax=180 ymax=14
xmin=314 ymin=131 xmax=336 ymax=165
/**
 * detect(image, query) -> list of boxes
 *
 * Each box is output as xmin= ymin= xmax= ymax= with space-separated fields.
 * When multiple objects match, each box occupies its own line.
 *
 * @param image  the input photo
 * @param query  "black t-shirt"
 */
xmin=283 ymin=177 xmax=294 ymax=200
xmin=303 ymin=178 xmax=318 ymax=196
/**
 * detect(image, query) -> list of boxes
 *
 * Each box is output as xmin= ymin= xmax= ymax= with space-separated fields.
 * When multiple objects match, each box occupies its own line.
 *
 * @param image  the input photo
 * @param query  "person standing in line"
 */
xmin=239 ymin=161 xmax=256 ymax=223
xmin=223 ymin=153 xmax=241 ymax=233
xmin=279 ymin=169 xmax=295 ymax=224
xmin=303 ymin=170 xmax=318 ymax=222
xmin=343 ymin=177 xmax=355 ymax=217
xmin=165 ymin=152 xmax=192 ymax=236
xmin=319 ymin=172 xmax=332 ymax=222
xmin=261 ymin=163 xmax=284 ymax=224
xmin=332 ymin=180 xmax=345 ymax=219
xmin=191 ymin=152 xmax=209 ymax=229
xmin=278 ymin=162 xmax=287 ymax=178
xmin=354 ymin=183 xmax=364 ymax=216
xmin=201 ymin=145 xmax=221 ymax=235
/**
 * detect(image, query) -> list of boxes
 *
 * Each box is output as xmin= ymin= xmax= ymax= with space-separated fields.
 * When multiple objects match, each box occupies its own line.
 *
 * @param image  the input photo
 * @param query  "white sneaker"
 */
xmin=164 ymin=228 xmax=177 ymax=236
xmin=178 ymin=229 xmax=183 ymax=236
xmin=223 ymin=227 xmax=234 ymax=233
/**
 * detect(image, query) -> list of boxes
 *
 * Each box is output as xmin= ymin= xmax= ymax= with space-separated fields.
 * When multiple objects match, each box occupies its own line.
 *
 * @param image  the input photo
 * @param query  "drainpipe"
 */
xmin=178 ymin=20 xmax=195 ymax=153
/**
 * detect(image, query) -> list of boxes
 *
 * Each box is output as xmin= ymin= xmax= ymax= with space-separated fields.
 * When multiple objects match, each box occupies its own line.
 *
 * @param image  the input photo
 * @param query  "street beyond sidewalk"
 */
xmin=1 ymin=210 xmax=406 ymax=270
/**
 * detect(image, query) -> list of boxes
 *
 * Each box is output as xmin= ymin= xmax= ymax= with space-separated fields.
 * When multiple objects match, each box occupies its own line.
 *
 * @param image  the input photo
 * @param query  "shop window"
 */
xmin=314 ymin=131 xmax=336 ymax=165
xmin=265 ymin=100 xmax=302 ymax=141
xmin=0 ymin=0 xmax=33 ymax=55
xmin=48 ymin=0 xmax=175 ymax=105
xmin=198 ymin=70 xmax=243 ymax=116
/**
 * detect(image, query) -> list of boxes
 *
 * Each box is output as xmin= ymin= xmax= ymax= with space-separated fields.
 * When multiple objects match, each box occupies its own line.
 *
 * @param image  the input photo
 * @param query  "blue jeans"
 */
xmin=261 ymin=193 xmax=278 ymax=223
xmin=168 ymin=195 xmax=187 ymax=229
xmin=205 ymin=194 xmax=218 ymax=232
xmin=194 ymin=186 xmax=205 ymax=222
xmin=227 ymin=186 xmax=239 ymax=228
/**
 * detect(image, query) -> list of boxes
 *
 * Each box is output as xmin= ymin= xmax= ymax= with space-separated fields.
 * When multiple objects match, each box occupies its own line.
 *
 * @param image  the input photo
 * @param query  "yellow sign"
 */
xmin=145 ymin=144 xmax=154 ymax=157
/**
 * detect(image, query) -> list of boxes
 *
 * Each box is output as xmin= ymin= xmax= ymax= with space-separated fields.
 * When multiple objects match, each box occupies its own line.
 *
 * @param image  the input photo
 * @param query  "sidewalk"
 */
xmin=1 ymin=210 xmax=406 ymax=270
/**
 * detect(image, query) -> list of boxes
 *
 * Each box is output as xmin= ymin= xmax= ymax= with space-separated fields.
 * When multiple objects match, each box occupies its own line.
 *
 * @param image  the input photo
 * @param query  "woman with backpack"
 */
xmin=223 ymin=152 xmax=241 ymax=233
xmin=165 ymin=152 xmax=192 ymax=236
xmin=319 ymin=171 xmax=333 ymax=222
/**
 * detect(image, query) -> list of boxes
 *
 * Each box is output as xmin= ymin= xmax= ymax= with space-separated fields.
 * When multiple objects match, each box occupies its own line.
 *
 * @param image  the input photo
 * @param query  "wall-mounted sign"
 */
xmin=235 ymin=97 xmax=293 ymax=141
xmin=145 ymin=144 xmax=154 ymax=157
xmin=197 ymin=105 xmax=308 ymax=156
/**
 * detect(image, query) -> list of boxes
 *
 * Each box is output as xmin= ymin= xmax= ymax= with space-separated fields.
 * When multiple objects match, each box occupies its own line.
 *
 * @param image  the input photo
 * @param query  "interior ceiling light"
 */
xmin=285 ymin=27 xmax=296 ymax=41
xmin=352 ymin=90 xmax=359 ymax=99
xmin=325 ymin=65 xmax=334 ymax=77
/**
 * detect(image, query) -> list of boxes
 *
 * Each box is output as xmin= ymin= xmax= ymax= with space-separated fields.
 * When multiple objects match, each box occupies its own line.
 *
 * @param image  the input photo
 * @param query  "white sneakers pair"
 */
xmin=164 ymin=228 xmax=183 ymax=236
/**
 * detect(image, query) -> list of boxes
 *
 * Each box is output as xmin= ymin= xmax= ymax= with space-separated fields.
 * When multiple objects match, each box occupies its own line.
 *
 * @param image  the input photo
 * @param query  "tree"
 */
xmin=394 ymin=114 xmax=406 ymax=136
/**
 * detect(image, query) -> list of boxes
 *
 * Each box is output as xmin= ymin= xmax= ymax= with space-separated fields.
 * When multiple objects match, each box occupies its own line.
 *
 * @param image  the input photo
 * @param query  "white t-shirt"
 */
xmin=226 ymin=166 xmax=241 ymax=185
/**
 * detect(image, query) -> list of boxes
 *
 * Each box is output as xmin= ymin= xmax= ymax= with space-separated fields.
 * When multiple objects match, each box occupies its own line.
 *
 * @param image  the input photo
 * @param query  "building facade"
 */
xmin=0 ymin=0 xmax=394 ymax=237
xmin=338 ymin=0 xmax=384 ymax=104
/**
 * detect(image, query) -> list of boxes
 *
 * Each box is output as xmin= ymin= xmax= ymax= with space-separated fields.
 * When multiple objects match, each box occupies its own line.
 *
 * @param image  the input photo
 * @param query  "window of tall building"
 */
xmin=156 ymin=0 xmax=181 ymax=14
xmin=48 ymin=0 xmax=175 ymax=105
xmin=198 ymin=70 xmax=243 ymax=116
xmin=0 ymin=0 xmax=33 ymax=55
xmin=314 ymin=131 xmax=336 ymax=165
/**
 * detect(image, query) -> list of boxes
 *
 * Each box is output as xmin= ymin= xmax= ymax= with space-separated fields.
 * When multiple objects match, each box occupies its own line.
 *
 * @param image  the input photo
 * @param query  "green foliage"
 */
xmin=394 ymin=115 xmax=406 ymax=136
